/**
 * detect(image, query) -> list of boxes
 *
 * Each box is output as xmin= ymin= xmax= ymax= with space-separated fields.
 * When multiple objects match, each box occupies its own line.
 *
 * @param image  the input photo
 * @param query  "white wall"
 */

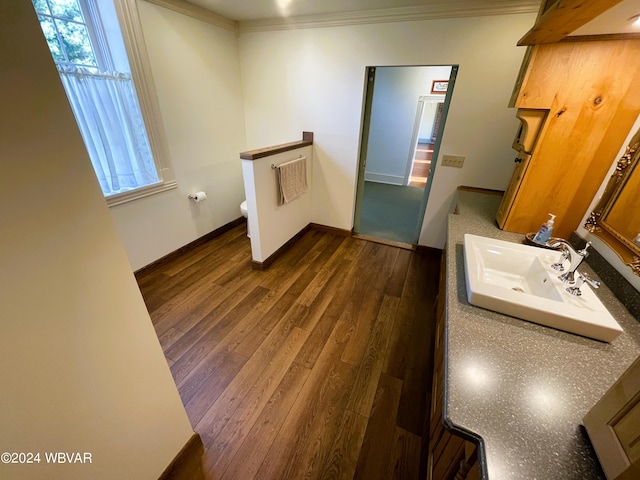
xmin=109 ymin=1 xmax=248 ymax=271
xmin=419 ymin=101 xmax=439 ymax=142
xmin=366 ymin=66 xmax=451 ymax=184
xmin=242 ymin=146 xmax=313 ymax=262
xmin=0 ymin=3 xmax=193 ymax=479
xmin=238 ymin=13 xmax=537 ymax=247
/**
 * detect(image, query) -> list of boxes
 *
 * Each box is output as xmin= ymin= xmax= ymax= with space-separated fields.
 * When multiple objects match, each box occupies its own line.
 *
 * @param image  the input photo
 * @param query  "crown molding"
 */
xmin=238 ymin=1 xmax=541 ymax=34
xmin=143 ymin=0 xmax=238 ymax=33
xmin=142 ymin=0 xmax=539 ymax=35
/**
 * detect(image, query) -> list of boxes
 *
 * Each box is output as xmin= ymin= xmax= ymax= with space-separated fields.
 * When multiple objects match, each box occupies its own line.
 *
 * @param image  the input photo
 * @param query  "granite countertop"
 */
xmin=445 ymin=189 xmax=640 ymax=480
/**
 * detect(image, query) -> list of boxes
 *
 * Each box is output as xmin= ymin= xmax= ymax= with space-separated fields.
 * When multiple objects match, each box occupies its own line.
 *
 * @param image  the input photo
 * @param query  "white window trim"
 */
xmin=108 ymin=0 xmax=176 ymax=207
xmin=82 ymin=0 xmax=115 ymax=71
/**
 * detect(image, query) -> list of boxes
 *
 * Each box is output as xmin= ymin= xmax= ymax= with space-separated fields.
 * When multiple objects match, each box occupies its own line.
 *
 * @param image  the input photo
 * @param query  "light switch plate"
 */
xmin=442 ymin=154 xmax=465 ymax=168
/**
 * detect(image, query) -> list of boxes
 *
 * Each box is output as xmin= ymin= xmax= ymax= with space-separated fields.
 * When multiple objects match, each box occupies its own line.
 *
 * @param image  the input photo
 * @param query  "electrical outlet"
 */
xmin=442 ymin=154 xmax=465 ymax=168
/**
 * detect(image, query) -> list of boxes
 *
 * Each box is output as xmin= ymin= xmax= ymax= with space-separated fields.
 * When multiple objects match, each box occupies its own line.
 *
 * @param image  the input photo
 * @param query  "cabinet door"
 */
xmin=497 ymin=108 xmax=546 ymax=229
xmin=427 ymin=251 xmax=480 ymax=480
xmin=496 ymin=151 xmax=531 ymax=228
xmin=583 ymin=356 xmax=640 ymax=480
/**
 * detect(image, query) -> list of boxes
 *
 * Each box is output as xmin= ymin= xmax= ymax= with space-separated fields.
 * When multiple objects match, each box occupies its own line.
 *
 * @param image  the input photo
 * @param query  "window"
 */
xmin=32 ymin=0 xmax=175 ymax=205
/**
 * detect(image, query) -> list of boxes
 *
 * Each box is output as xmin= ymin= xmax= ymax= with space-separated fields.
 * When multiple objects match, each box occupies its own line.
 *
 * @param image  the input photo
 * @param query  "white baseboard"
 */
xmin=364 ymin=172 xmax=405 ymax=185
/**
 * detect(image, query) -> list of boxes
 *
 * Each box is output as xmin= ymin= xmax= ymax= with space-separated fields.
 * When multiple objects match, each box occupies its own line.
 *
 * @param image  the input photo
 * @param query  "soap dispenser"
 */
xmin=533 ymin=213 xmax=555 ymax=244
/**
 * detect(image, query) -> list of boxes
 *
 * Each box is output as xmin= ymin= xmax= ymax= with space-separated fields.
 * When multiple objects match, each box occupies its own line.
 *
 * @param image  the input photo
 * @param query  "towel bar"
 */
xmin=271 ymin=155 xmax=304 ymax=169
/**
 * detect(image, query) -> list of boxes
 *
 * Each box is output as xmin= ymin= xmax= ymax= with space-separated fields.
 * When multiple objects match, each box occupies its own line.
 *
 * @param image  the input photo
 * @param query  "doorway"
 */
xmin=353 ymin=65 xmax=457 ymax=245
xmin=407 ymin=97 xmax=444 ymax=188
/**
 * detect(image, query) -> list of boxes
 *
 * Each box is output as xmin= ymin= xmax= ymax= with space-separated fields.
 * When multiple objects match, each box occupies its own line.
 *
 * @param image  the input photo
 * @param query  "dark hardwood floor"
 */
xmin=137 ymin=223 xmax=441 ymax=479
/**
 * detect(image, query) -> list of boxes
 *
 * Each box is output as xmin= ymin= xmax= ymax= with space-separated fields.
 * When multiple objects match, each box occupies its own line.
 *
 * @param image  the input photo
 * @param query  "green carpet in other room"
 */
xmin=358 ymin=181 xmax=424 ymax=244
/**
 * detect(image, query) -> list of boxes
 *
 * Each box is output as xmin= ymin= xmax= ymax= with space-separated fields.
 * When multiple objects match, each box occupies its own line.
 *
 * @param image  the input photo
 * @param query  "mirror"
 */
xmin=585 ymin=128 xmax=640 ymax=276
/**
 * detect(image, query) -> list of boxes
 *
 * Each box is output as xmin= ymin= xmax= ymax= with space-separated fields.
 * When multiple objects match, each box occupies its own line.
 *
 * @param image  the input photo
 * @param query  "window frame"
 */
xmin=37 ymin=0 xmax=176 ymax=206
xmin=81 ymin=0 xmax=115 ymax=72
xmin=35 ymin=0 xmax=103 ymax=70
xmin=105 ymin=0 xmax=176 ymax=206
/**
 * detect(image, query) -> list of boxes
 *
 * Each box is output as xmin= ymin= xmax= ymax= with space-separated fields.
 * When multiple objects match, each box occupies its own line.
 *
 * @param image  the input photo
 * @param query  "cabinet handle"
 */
xmin=514 ymin=157 xmax=522 ymax=163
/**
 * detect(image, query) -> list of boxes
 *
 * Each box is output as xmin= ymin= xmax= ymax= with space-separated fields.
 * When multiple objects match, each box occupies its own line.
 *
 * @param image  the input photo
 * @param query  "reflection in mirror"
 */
xmin=585 ymin=128 xmax=640 ymax=276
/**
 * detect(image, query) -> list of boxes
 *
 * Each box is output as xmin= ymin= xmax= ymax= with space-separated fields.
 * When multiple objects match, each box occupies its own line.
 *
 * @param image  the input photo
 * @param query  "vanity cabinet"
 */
xmin=583 ymin=356 xmax=640 ymax=480
xmin=426 ymin=252 xmax=480 ymax=480
xmin=498 ymin=39 xmax=640 ymax=240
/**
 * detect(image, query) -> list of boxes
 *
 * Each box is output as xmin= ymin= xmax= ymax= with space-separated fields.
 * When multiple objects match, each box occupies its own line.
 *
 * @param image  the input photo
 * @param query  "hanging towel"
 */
xmin=277 ymin=156 xmax=308 ymax=205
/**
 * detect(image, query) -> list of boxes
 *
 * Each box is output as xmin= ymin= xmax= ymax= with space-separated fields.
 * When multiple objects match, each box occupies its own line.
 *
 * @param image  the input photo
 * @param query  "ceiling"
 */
xmin=185 ymin=0 xmax=538 ymax=22
xmin=180 ymin=0 xmax=640 ymax=35
xmin=571 ymin=0 xmax=640 ymax=36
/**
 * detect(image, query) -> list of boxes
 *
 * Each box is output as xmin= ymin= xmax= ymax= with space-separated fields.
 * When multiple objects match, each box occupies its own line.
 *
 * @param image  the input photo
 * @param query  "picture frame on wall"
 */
xmin=431 ymin=80 xmax=449 ymax=94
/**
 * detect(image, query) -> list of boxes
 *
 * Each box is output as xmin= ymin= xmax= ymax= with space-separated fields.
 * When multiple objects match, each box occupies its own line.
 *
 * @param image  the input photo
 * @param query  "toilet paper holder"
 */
xmin=188 ymin=191 xmax=207 ymax=202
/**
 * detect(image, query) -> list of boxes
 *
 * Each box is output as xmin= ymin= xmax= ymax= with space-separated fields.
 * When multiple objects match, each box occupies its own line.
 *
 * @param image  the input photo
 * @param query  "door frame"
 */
xmin=353 ymin=64 xmax=458 ymax=244
xmin=352 ymin=66 xmax=376 ymax=234
xmin=411 ymin=65 xmax=458 ymax=242
xmin=403 ymin=95 xmax=445 ymax=186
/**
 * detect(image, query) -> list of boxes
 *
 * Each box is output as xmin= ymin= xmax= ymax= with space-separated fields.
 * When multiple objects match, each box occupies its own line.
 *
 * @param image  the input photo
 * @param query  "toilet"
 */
xmin=240 ymin=200 xmax=250 ymax=237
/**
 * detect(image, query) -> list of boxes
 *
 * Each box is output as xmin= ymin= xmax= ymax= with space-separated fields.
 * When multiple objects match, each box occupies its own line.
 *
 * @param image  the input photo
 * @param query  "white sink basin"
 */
xmin=463 ymin=234 xmax=623 ymax=342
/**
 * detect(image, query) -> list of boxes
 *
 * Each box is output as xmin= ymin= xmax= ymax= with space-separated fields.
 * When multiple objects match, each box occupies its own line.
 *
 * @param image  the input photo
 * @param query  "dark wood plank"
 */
xmin=346 ymin=295 xmax=400 ymax=418
xmin=385 ymin=248 xmax=413 ymax=297
xmin=137 ymin=224 xmax=441 ymax=480
xmin=318 ymin=410 xmax=369 ymax=480
xmin=383 ymin=251 xmax=430 ymax=380
xmin=255 ymin=359 xmax=357 ymax=479
xmin=253 ymin=313 xmax=355 ymax=478
xmin=239 ymin=131 xmax=312 ymax=160
xmin=219 ymin=361 xmax=312 ymax=480
xmin=168 ymin=284 xmax=269 ymax=381
xmin=195 ymin=310 xmax=308 ymax=448
xmin=184 ymin=351 xmax=247 ymax=427
xmin=295 ymin=258 xmax=352 ymax=331
xmin=151 ymin=282 xmax=224 ymax=338
xmin=202 ymin=326 xmax=309 ymax=475
xmin=151 ymin=255 xmax=254 ymax=337
xmin=396 ymin=251 xmax=440 ymax=436
xmin=233 ymin=292 xmax=299 ymax=357
xmin=340 ymin=285 xmax=386 ymax=367
xmin=386 ymin=427 xmax=421 ymax=480
xmin=141 ymin=228 xmax=250 ymax=312
xmin=353 ymin=373 xmax=403 ymax=479
xmin=158 ymin=327 xmax=185 ymax=351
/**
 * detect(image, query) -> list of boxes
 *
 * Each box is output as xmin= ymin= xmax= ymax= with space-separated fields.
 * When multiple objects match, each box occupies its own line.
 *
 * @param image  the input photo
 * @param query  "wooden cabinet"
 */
xmin=426 ymin=251 xmax=480 ymax=480
xmin=583 ymin=356 xmax=640 ymax=480
xmin=496 ymin=108 xmax=546 ymax=229
xmin=497 ymin=38 xmax=640 ymax=240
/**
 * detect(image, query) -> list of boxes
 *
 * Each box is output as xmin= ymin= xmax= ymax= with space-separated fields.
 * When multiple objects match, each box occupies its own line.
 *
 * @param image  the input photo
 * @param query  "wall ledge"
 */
xmin=240 ymin=132 xmax=313 ymax=160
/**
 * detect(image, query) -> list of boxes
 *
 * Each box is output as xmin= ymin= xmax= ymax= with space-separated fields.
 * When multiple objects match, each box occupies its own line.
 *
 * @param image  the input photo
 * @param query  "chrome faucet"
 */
xmin=548 ymin=240 xmax=592 ymax=284
xmin=566 ymin=271 xmax=600 ymax=296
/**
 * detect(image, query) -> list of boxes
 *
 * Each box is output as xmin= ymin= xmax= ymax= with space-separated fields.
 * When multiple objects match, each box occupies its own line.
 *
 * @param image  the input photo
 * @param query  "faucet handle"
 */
xmin=565 ymin=271 xmax=600 ymax=296
xmin=580 ymin=271 xmax=600 ymax=289
xmin=578 ymin=241 xmax=592 ymax=257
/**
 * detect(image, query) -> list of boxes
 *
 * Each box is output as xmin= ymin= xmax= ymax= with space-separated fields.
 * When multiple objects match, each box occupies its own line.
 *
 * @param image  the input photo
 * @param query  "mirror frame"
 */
xmin=585 ymin=129 xmax=640 ymax=276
